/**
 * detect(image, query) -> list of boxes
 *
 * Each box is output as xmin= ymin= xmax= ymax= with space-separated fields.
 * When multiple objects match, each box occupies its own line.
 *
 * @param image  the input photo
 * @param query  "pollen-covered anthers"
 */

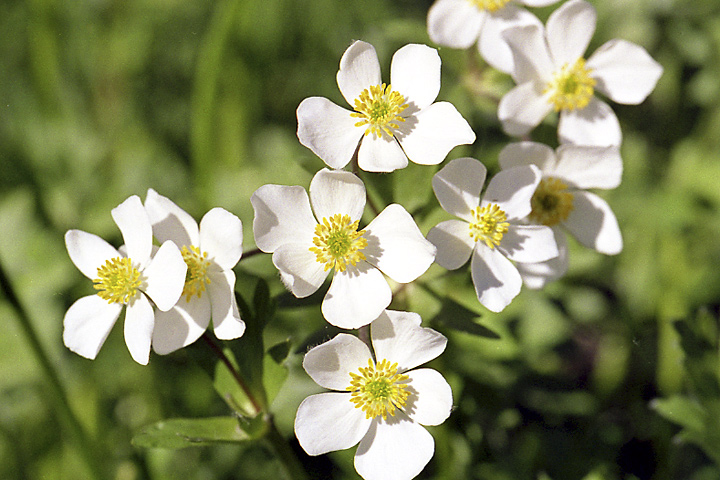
xmin=545 ymin=58 xmax=596 ymax=112
xmin=181 ymin=245 xmax=212 ymax=301
xmin=347 ymin=358 xmax=410 ymax=420
xmin=469 ymin=203 xmax=510 ymax=249
xmin=93 ymin=257 xmax=144 ymax=304
xmin=468 ymin=0 xmax=512 ymax=12
xmin=351 ymin=83 xmax=408 ymax=139
xmin=309 ymin=214 xmax=368 ymax=272
xmin=529 ymin=177 xmax=574 ymax=226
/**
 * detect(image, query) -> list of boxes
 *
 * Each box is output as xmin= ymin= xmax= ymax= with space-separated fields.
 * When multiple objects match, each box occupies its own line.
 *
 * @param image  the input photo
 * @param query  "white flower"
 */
xmin=427 ymin=0 xmax=560 ymax=74
xmin=427 ymin=157 xmax=558 ymax=312
xmin=498 ymin=0 xmax=663 ymax=146
xmin=63 ymin=195 xmax=187 ymax=365
xmin=297 ymin=40 xmax=475 ymax=173
xmin=144 ymin=189 xmax=246 ymax=355
xmin=295 ymin=310 xmax=452 ymax=480
xmin=251 ymin=169 xmax=436 ymax=328
xmin=499 ymin=141 xmax=623 ymax=288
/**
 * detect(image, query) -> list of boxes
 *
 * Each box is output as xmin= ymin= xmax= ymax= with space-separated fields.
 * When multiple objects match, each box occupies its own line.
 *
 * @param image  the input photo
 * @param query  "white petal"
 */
xmin=427 ymin=220 xmax=475 ymax=270
xmin=498 ymin=82 xmax=553 ymax=137
xmin=563 ymin=191 xmax=622 ymax=254
xmin=553 ymin=144 xmax=622 ymax=189
xmin=198 ymin=208 xmax=243 ymax=270
xmin=65 ymin=230 xmax=119 ymax=280
xmin=337 ymin=41 xmax=382 ymax=107
xmin=498 ymin=141 xmax=557 ymax=172
xmin=398 ymin=102 xmax=476 ymax=166
xmin=143 ymin=240 xmax=187 ymax=312
xmin=357 ymin=134 xmax=408 ymax=173
xmin=587 ymin=39 xmax=663 ymax=105
xmin=478 ymin=6 xmax=543 ymax=74
xmin=309 ymin=169 xmax=366 ymax=222
xmin=63 ymin=295 xmax=122 ymax=360
xmin=558 ymin=98 xmax=622 ymax=146
xmin=503 ymin=24 xmax=554 ymax=84
xmin=371 ymin=310 xmax=447 ymax=372
xmin=363 ymin=204 xmax=436 ymax=283
xmin=355 ymin=413 xmax=434 ymax=480
xmin=390 ymin=44 xmax=440 ymax=111
xmin=546 ymin=0 xmax=596 ymax=66
xmin=296 ymin=97 xmax=362 ymax=170
xmin=428 ymin=0 xmax=485 ymax=48
xmin=404 ymin=368 xmax=453 ymax=426
xmin=144 ymin=188 xmax=199 ymax=247
xmin=471 ymin=245 xmax=522 ymax=312
xmin=432 ymin=157 xmax=486 ymax=222
xmin=519 ymin=0 xmax=562 ymax=5
xmin=273 ymin=243 xmax=327 ymax=298
xmin=208 ymin=270 xmax=245 ymax=340
xmin=322 ymin=264 xmax=391 ymax=329
xmin=517 ymin=229 xmax=569 ymax=289
xmin=124 ymin=294 xmax=155 ymax=365
xmin=482 ymin=165 xmax=541 ymax=221
xmin=111 ymin=195 xmax=152 ymax=269
xmin=250 ymin=184 xmax=316 ymax=253
xmin=295 ymin=393 xmax=371 ymax=456
xmin=151 ymin=295 xmax=211 ymax=355
xmin=500 ymin=224 xmax=558 ymax=263
xmin=303 ymin=333 xmax=372 ymax=390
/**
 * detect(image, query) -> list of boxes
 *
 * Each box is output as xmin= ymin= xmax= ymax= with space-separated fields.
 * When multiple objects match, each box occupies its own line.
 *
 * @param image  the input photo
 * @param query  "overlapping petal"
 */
xmin=251 ymin=184 xmax=317 ymax=253
xmin=498 ymin=141 xmax=557 ymax=172
xmin=500 ymin=224 xmax=558 ymax=264
xmin=432 ymin=157 xmax=485 ymax=221
xmin=142 ymin=240 xmax=187 ymax=312
xmin=296 ymin=97 xmax=362 ymax=170
xmin=371 ymin=311 xmax=447 ymax=373
xmin=272 ymin=242 xmax=327 ymax=298
xmin=558 ymin=97 xmax=622 ymax=146
xmin=516 ymin=229 xmax=569 ymax=289
xmin=478 ymin=6 xmax=543 ymax=74
xmin=322 ymin=264 xmax=392 ymax=329
xmin=63 ymin=295 xmax=123 ymax=360
xmin=355 ymin=414 xmax=434 ymax=480
xmin=471 ymin=245 xmax=522 ymax=313
xmin=199 ymin=208 xmax=243 ymax=271
xmin=503 ymin=24 xmax=554 ymax=84
xmin=498 ymin=82 xmax=553 ymax=137
xmin=111 ymin=195 xmax=152 ymax=269
xmin=144 ymin=188 xmax=199 ymax=247
xmin=482 ymin=165 xmax=540 ymax=221
xmin=554 ymin=144 xmax=623 ymax=189
xmin=563 ymin=191 xmax=622 ymax=254
xmin=404 ymin=368 xmax=453 ymax=426
xmin=303 ymin=333 xmax=372 ymax=390
xmin=124 ymin=294 xmax=155 ymax=365
xmin=208 ymin=270 xmax=245 ymax=340
xmin=152 ymin=295 xmax=211 ymax=355
xmin=427 ymin=219 xmax=475 ymax=270
xmin=427 ymin=0 xmax=485 ymax=49
xmin=295 ymin=393 xmax=371 ymax=456
xmin=363 ymin=204 xmax=436 ymax=283
xmin=398 ymin=102 xmax=476 ymax=166
xmin=546 ymin=0 xmax=596 ymax=66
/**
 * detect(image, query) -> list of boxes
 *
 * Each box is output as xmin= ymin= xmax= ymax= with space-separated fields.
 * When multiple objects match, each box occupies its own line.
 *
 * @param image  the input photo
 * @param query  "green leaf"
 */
xmin=651 ymin=395 xmax=707 ymax=432
xmin=132 ymin=416 xmax=266 ymax=449
xmin=432 ymin=298 xmax=498 ymax=339
xmin=213 ymin=347 xmax=262 ymax=416
xmin=263 ymin=339 xmax=291 ymax=405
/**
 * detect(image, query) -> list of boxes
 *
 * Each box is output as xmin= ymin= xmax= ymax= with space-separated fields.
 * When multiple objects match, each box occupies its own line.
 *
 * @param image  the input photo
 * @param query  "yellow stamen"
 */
xmin=309 ymin=214 xmax=368 ymax=272
xmin=545 ymin=58 xmax=596 ymax=112
xmin=181 ymin=245 xmax=212 ymax=301
xmin=347 ymin=359 xmax=410 ymax=420
xmin=469 ymin=203 xmax=510 ymax=249
xmin=529 ymin=177 xmax=574 ymax=226
xmin=468 ymin=0 xmax=511 ymax=12
xmin=93 ymin=257 xmax=144 ymax=304
xmin=350 ymin=83 xmax=408 ymax=139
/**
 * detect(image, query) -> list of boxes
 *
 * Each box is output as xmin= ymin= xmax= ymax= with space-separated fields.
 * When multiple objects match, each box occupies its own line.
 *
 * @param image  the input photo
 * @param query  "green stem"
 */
xmin=0 ymin=260 xmax=106 ymax=480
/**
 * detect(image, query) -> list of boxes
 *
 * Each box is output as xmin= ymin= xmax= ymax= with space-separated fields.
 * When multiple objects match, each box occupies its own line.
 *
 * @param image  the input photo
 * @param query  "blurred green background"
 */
xmin=3 ymin=0 xmax=720 ymax=478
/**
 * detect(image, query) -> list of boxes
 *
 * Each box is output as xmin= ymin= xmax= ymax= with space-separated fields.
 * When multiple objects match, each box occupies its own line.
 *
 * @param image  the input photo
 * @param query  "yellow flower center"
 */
xmin=347 ymin=358 xmax=410 ymax=420
xmin=469 ymin=203 xmax=510 ymax=249
xmin=468 ymin=0 xmax=512 ymax=12
xmin=309 ymin=214 xmax=368 ymax=272
xmin=350 ymin=83 xmax=408 ymax=139
xmin=545 ymin=58 xmax=596 ymax=111
xmin=93 ymin=257 xmax=144 ymax=304
xmin=529 ymin=177 xmax=574 ymax=226
xmin=181 ymin=245 xmax=212 ymax=301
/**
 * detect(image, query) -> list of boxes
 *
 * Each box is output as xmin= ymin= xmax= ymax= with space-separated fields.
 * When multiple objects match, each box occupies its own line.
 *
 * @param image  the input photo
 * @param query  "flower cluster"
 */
xmin=60 ymin=0 xmax=661 ymax=478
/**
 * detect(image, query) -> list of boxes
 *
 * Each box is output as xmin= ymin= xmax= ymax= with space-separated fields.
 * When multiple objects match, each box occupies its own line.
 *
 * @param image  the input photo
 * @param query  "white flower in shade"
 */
xmin=63 ymin=195 xmax=187 ymax=365
xmin=498 ymin=0 xmax=663 ymax=146
xmin=251 ymin=169 xmax=436 ymax=328
xmin=143 ymin=189 xmax=246 ymax=355
xmin=498 ymin=141 xmax=623 ymax=288
xmin=295 ymin=310 xmax=452 ymax=480
xmin=427 ymin=157 xmax=558 ymax=312
xmin=297 ymin=40 xmax=475 ymax=173
xmin=427 ymin=0 xmax=560 ymax=74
